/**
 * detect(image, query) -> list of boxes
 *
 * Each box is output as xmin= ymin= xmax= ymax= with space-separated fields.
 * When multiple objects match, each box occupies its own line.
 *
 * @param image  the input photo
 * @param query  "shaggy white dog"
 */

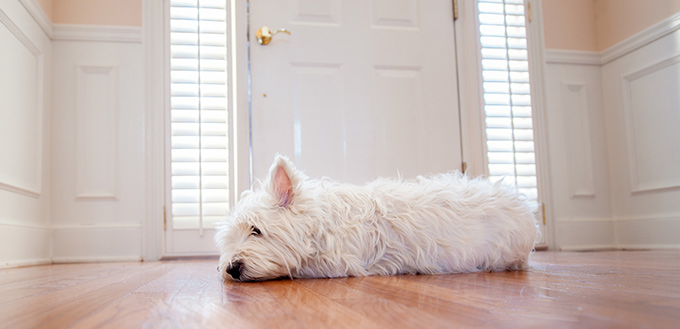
xmin=216 ymin=155 xmax=539 ymax=281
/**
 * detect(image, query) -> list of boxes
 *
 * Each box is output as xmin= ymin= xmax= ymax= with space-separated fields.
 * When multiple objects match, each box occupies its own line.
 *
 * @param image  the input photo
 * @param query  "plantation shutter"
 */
xmin=478 ymin=0 xmax=537 ymax=202
xmin=170 ymin=0 xmax=229 ymax=232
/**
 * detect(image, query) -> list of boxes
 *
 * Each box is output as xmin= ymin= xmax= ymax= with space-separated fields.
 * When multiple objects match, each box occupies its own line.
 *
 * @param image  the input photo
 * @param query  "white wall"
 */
xmin=0 ymin=0 xmax=52 ymax=268
xmin=50 ymin=26 xmax=145 ymax=262
xmin=544 ymin=13 xmax=680 ymax=250
xmin=0 ymin=0 xmax=145 ymax=267
xmin=544 ymin=55 xmax=615 ymax=249
xmin=601 ymin=22 xmax=680 ymax=249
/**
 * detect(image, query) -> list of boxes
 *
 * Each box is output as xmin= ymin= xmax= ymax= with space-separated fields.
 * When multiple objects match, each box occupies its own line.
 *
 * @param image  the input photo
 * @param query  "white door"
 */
xmin=250 ymin=0 xmax=462 ymax=183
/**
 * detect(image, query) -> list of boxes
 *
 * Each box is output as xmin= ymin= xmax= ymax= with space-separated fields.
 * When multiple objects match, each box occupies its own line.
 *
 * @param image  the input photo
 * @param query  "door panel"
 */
xmin=250 ymin=0 xmax=461 ymax=184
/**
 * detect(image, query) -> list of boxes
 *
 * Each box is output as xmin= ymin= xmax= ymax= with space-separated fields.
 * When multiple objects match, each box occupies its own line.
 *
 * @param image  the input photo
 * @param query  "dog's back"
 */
xmin=301 ymin=172 xmax=539 ymax=277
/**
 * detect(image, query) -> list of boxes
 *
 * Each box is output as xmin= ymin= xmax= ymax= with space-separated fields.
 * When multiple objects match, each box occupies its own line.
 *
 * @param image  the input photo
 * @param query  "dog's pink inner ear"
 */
xmin=274 ymin=166 xmax=293 ymax=207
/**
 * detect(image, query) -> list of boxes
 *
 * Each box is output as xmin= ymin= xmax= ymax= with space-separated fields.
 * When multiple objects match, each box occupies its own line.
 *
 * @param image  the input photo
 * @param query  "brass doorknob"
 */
xmin=255 ymin=26 xmax=291 ymax=45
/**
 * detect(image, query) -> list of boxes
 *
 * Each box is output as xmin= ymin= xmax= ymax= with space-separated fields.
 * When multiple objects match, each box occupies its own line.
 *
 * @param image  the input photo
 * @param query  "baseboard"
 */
xmin=617 ymin=244 xmax=680 ymax=250
xmin=52 ymin=224 xmax=143 ymax=261
xmin=0 ymin=222 xmax=52 ymax=268
xmin=555 ymin=217 xmax=616 ymax=251
xmin=0 ymin=258 xmax=52 ymax=269
xmin=555 ymin=214 xmax=680 ymax=251
xmin=557 ymin=244 xmax=618 ymax=252
xmin=615 ymin=214 xmax=680 ymax=249
xmin=52 ymin=255 xmax=142 ymax=264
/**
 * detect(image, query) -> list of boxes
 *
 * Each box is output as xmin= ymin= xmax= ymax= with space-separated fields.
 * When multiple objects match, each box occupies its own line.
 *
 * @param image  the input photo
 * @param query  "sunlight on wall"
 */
xmin=543 ymin=0 xmax=680 ymax=51
xmin=542 ymin=0 xmax=598 ymax=51
xmin=37 ymin=0 xmax=142 ymax=26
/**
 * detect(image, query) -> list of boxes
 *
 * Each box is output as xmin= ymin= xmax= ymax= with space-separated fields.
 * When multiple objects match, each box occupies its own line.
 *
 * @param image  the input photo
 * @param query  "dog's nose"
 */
xmin=226 ymin=260 xmax=244 ymax=280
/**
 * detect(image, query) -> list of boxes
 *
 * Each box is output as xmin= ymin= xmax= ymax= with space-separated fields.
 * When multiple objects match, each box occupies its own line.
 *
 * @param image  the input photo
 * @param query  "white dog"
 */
xmin=216 ymin=155 xmax=538 ymax=281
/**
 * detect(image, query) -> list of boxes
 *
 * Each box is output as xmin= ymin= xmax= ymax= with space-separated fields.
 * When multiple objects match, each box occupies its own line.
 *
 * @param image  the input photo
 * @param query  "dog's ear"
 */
xmin=266 ymin=155 xmax=304 ymax=207
xmin=273 ymin=166 xmax=292 ymax=207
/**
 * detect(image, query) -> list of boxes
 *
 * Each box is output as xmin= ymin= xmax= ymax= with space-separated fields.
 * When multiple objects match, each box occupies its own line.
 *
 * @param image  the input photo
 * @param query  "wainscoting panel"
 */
xmin=0 ymin=6 xmax=43 ymax=197
xmin=75 ymin=64 xmax=119 ymax=199
xmin=560 ymin=82 xmax=596 ymax=198
xmin=0 ymin=0 xmax=52 ymax=267
xmin=51 ymin=26 xmax=145 ymax=260
xmin=543 ymin=59 xmax=611 ymax=250
xmin=620 ymin=55 xmax=680 ymax=194
xmin=602 ymin=28 xmax=680 ymax=220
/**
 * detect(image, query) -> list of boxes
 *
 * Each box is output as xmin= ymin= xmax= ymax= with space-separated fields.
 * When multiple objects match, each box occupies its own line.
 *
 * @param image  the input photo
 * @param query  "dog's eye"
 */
xmin=251 ymin=226 xmax=261 ymax=236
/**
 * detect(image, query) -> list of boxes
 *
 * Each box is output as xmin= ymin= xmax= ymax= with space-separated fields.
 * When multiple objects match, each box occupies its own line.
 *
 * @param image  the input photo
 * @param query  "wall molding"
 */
xmin=601 ymin=12 xmax=680 ymax=65
xmin=545 ymin=49 xmax=601 ymax=65
xmin=0 ymin=182 xmax=40 ymax=199
xmin=545 ymin=12 xmax=680 ymax=66
xmin=0 ymin=7 xmax=45 ymax=199
xmin=620 ymin=54 xmax=680 ymax=195
xmin=19 ymin=0 xmax=143 ymax=43
xmin=52 ymin=24 xmax=142 ymax=43
xmin=18 ymin=0 xmax=52 ymax=38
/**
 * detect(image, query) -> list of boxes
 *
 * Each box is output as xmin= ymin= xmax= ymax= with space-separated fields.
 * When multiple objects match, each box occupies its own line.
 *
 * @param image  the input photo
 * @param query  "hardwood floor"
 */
xmin=1 ymin=250 xmax=679 ymax=328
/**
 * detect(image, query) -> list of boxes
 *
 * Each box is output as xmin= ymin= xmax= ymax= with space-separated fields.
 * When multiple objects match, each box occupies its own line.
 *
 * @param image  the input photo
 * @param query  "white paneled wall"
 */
xmin=51 ymin=30 xmax=144 ymax=262
xmin=0 ymin=0 xmax=145 ymax=267
xmin=0 ymin=0 xmax=52 ymax=267
xmin=543 ymin=55 xmax=614 ymax=250
xmin=602 ymin=25 xmax=680 ymax=249
xmin=544 ymin=13 xmax=680 ymax=250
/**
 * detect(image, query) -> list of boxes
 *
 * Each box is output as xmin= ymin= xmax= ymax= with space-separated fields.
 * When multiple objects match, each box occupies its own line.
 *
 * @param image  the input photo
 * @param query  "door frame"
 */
xmin=142 ymin=0 xmax=251 ymax=260
xmin=454 ymin=0 xmax=554 ymax=249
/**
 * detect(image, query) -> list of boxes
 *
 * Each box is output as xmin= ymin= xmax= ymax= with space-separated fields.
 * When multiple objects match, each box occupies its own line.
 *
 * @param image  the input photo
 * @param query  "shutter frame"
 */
xmin=478 ymin=0 xmax=538 ymax=202
xmin=169 ymin=0 xmax=229 ymax=231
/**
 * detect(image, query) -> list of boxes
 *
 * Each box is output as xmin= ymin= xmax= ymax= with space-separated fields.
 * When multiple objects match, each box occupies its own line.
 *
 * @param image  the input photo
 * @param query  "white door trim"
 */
xmin=142 ymin=0 xmax=166 ymax=261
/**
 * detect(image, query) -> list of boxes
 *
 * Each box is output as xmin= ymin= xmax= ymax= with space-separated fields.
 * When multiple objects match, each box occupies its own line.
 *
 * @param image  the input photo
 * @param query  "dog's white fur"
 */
xmin=216 ymin=155 xmax=539 ymax=281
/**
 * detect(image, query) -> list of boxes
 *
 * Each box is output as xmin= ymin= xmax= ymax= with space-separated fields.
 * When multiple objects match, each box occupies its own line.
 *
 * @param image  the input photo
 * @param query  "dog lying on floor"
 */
xmin=216 ymin=155 xmax=539 ymax=281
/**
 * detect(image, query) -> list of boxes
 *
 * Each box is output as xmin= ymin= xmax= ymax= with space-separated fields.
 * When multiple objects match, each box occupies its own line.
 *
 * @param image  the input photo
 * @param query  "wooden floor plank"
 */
xmin=0 ymin=262 xmax=165 ymax=329
xmin=1 ymin=251 xmax=680 ymax=328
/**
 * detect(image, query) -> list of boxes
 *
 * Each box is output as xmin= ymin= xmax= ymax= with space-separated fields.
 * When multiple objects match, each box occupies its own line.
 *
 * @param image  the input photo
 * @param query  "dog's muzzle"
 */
xmin=225 ymin=260 xmax=244 ymax=281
